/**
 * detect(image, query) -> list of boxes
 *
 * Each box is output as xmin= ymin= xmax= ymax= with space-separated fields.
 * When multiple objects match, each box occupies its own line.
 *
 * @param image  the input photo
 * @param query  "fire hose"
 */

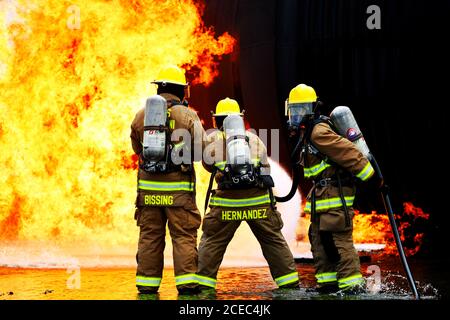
xmin=370 ymin=155 xmax=420 ymax=300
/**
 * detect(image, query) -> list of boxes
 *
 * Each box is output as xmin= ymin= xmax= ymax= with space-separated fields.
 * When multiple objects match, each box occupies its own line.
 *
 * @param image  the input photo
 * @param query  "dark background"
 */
xmin=189 ymin=0 xmax=449 ymax=255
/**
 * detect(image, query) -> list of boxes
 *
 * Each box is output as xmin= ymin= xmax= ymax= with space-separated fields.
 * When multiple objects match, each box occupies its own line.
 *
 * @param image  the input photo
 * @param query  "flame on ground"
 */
xmin=354 ymin=202 xmax=430 ymax=256
xmin=0 ymin=0 xmax=234 ymax=247
xmin=296 ymin=202 xmax=430 ymax=257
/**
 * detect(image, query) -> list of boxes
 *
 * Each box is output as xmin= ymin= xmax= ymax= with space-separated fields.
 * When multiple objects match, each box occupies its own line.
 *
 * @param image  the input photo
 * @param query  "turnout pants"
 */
xmin=136 ymin=205 xmax=201 ymax=293
xmin=309 ymin=207 xmax=364 ymax=290
xmin=197 ymin=206 xmax=299 ymax=289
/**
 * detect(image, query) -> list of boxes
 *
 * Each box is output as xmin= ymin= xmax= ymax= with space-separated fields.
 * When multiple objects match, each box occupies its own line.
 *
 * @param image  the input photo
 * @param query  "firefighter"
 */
xmin=285 ymin=84 xmax=375 ymax=293
xmin=130 ymin=65 xmax=205 ymax=295
xmin=197 ymin=98 xmax=299 ymax=291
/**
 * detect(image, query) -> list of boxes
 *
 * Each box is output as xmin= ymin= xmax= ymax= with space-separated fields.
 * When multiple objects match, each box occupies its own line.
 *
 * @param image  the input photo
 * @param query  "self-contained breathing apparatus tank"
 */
xmin=141 ymin=95 xmax=170 ymax=173
xmin=330 ymin=106 xmax=371 ymax=159
xmin=223 ymin=114 xmax=256 ymax=185
xmin=277 ymin=105 xmax=372 ymax=202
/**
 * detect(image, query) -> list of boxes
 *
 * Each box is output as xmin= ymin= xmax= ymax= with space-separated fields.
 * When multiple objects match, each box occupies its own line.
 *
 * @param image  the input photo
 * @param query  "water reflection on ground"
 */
xmin=0 ymin=256 xmax=445 ymax=300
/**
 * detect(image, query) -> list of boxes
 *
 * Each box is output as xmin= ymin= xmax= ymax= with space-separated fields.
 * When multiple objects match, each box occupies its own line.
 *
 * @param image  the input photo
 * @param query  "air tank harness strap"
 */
xmin=166 ymin=99 xmax=187 ymax=107
xmin=313 ymin=177 xmax=353 ymax=188
xmin=166 ymin=99 xmax=178 ymax=104
xmin=204 ymin=168 xmax=217 ymax=213
xmin=304 ymin=120 xmax=318 ymax=223
xmin=336 ymin=171 xmax=351 ymax=228
xmin=189 ymin=165 xmax=196 ymax=204
xmin=226 ymin=134 xmax=249 ymax=143
xmin=268 ymin=187 xmax=276 ymax=211
xmin=311 ymin=184 xmax=318 ymax=224
xmin=139 ymin=154 xmax=183 ymax=173
xmin=218 ymin=173 xmax=258 ymax=190
xmin=259 ymin=174 xmax=276 ymax=211
xmin=143 ymin=124 xmax=168 ymax=131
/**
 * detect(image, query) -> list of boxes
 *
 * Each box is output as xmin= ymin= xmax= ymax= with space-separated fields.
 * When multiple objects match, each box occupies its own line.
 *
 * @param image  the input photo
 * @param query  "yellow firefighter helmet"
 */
xmin=152 ymin=65 xmax=188 ymax=86
xmin=285 ymin=84 xmax=317 ymax=127
xmin=288 ymin=84 xmax=317 ymax=104
xmin=213 ymin=98 xmax=243 ymax=116
xmin=212 ymin=98 xmax=244 ymax=129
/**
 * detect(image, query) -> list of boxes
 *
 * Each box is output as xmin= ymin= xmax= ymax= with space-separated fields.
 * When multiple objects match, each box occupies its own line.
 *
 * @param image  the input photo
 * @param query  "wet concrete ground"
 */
xmin=0 ymin=256 xmax=446 ymax=300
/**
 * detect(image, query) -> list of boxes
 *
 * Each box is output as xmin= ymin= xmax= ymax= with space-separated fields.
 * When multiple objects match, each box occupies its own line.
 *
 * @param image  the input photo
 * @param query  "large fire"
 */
xmin=0 ymin=0 xmax=234 ymax=248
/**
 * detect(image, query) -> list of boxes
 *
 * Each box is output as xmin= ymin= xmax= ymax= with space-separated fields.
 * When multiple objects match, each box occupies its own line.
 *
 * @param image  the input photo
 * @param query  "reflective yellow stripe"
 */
xmin=196 ymin=275 xmax=217 ymax=288
xmin=214 ymin=158 xmax=261 ymax=171
xmin=175 ymin=273 xmax=199 ymax=286
xmin=356 ymin=162 xmax=375 ymax=181
xmin=173 ymin=141 xmax=185 ymax=148
xmin=304 ymin=161 xmax=331 ymax=178
xmin=214 ymin=161 xmax=227 ymax=170
xmin=252 ymin=158 xmax=260 ymax=165
xmin=136 ymin=276 xmax=162 ymax=287
xmin=316 ymin=272 xmax=337 ymax=284
xmin=338 ymin=273 xmax=364 ymax=289
xmin=275 ymin=272 xmax=299 ymax=287
xmin=210 ymin=194 xmax=271 ymax=208
xmin=304 ymin=196 xmax=355 ymax=213
xmin=138 ymin=180 xmax=194 ymax=192
xmin=216 ymin=131 xmax=225 ymax=140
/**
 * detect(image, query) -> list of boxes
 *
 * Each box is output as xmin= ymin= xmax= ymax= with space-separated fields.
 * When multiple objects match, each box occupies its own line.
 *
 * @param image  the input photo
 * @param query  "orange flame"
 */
xmin=296 ymin=202 xmax=430 ymax=256
xmin=353 ymin=202 xmax=430 ymax=256
xmin=0 ymin=0 xmax=234 ymax=246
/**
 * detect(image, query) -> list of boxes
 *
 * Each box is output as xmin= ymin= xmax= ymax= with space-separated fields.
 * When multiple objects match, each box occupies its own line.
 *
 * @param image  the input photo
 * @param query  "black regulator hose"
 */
xmin=370 ymin=155 xmax=420 ymax=300
xmin=274 ymin=132 xmax=305 ymax=203
xmin=275 ymin=166 xmax=300 ymax=202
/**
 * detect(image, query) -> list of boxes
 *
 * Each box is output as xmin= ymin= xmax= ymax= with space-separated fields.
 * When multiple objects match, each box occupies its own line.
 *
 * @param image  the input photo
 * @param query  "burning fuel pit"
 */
xmin=0 ymin=0 xmax=441 ymax=301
